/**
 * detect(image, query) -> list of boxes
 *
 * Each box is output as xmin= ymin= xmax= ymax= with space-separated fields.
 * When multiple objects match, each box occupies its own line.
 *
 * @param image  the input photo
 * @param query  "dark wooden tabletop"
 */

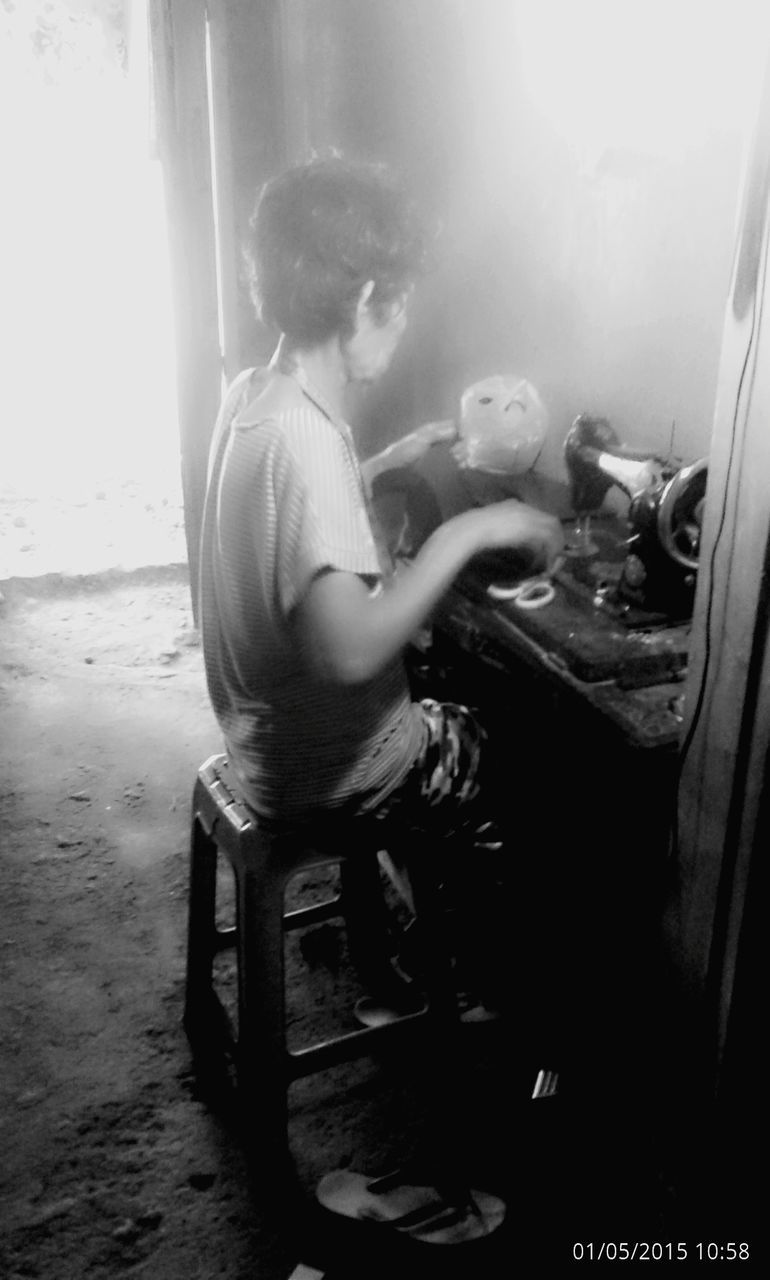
xmin=376 ymin=448 xmax=690 ymax=750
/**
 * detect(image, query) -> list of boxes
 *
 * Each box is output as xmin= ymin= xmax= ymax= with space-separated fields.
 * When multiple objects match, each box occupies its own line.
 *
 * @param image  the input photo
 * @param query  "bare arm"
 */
xmin=361 ymin=420 xmax=457 ymax=487
xmin=292 ymin=500 xmax=564 ymax=685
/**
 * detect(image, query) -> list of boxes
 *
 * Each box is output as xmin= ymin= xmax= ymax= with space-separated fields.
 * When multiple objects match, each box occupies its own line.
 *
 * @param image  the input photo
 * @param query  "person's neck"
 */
xmin=288 ymin=338 xmax=348 ymax=419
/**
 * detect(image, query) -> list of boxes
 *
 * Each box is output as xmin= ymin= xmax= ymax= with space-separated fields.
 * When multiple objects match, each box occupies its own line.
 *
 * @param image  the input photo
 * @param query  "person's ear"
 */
xmin=354 ymin=279 xmax=376 ymax=327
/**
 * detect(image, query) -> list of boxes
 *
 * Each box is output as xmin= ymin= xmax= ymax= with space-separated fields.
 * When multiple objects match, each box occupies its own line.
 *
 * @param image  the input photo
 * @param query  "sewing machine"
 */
xmin=562 ymin=414 xmax=708 ymax=627
xmin=370 ymin=411 xmax=705 ymax=707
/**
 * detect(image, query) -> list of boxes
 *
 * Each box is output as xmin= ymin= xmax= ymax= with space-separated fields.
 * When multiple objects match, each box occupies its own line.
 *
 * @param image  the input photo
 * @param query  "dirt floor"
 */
xmin=0 ymin=505 xmax=760 ymax=1276
xmin=0 ymin=555 xmax=663 ymax=1279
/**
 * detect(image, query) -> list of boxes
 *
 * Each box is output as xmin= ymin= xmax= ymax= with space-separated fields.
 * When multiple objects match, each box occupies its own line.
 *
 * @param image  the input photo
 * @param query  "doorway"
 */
xmin=0 ymin=0 xmax=184 ymax=581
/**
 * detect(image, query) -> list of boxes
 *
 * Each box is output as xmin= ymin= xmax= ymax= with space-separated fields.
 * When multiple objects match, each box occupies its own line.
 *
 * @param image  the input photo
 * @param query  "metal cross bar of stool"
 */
xmin=183 ymin=753 xmax=460 ymax=1154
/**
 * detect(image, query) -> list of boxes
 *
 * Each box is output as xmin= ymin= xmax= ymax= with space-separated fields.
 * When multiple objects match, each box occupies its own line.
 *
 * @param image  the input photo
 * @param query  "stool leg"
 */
xmin=340 ymin=851 xmax=400 ymax=994
xmin=404 ymin=847 xmax=479 ymax=1187
xmin=234 ymin=861 xmax=290 ymax=1156
xmin=184 ymin=813 xmax=219 ymax=1043
xmin=407 ymin=850 xmax=459 ymax=1024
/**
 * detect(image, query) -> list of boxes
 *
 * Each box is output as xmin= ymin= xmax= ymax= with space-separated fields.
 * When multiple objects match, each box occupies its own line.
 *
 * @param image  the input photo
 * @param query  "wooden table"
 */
xmin=408 ymin=517 xmax=688 ymax=1094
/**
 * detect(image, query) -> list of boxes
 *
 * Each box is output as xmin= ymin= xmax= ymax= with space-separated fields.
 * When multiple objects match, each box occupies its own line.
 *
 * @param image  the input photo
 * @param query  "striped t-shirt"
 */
xmin=198 ymin=363 xmax=426 ymax=821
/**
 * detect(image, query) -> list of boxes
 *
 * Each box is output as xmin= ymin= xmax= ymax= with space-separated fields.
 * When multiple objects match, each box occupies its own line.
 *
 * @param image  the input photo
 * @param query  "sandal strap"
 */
xmin=395 ymin=1201 xmax=473 ymax=1234
xmin=361 ymin=1168 xmax=479 ymax=1232
xmin=366 ymin=1165 xmax=470 ymax=1196
xmin=357 ymin=1196 xmax=471 ymax=1233
xmin=366 ymin=1167 xmax=429 ymax=1194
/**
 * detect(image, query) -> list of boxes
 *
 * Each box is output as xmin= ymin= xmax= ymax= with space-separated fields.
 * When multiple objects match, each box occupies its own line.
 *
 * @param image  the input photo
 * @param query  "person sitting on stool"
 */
xmin=198 ymin=155 xmax=564 ymax=1014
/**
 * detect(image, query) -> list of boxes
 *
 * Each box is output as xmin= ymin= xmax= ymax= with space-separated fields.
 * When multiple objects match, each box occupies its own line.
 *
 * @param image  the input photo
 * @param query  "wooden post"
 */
xmin=149 ymin=0 xmax=222 ymax=618
xmin=671 ymin=52 xmax=770 ymax=1092
xmin=205 ymin=1 xmax=287 ymax=381
xmin=204 ymin=0 xmax=240 ymax=381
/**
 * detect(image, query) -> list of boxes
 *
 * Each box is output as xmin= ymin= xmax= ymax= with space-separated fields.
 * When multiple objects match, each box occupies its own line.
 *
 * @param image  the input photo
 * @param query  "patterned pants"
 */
xmin=367 ymin=698 xmax=506 ymax=1002
xmin=370 ymin=697 xmax=502 ymax=853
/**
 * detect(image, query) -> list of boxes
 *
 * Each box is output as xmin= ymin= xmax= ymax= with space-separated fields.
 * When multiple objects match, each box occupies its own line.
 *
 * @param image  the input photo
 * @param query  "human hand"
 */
xmin=450 ymin=436 xmax=470 ymax=469
xmin=456 ymin=499 xmax=565 ymax=571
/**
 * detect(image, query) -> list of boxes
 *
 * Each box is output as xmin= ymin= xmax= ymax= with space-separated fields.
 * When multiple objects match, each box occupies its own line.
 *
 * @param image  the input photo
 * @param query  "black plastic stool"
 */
xmin=183 ymin=753 xmax=458 ymax=1153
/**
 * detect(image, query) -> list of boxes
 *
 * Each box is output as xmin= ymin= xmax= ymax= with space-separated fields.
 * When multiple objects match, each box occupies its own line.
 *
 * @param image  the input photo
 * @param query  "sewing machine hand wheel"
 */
xmin=656 ymin=458 xmax=708 ymax=570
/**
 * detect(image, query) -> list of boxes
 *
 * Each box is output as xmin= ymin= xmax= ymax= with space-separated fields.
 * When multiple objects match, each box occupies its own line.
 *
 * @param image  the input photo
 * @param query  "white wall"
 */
xmin=370 ymin=0 xmax=770 ymax=483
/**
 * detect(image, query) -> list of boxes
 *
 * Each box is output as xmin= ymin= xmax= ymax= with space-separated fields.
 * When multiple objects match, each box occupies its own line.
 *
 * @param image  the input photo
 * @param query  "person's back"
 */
xmin=199 ymin=361 xmax=424 ymax=819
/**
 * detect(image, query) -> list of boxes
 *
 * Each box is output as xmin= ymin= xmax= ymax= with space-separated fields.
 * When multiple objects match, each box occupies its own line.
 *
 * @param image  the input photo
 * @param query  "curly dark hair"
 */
xmin=245 ymin=155 xmax=431 ymax=347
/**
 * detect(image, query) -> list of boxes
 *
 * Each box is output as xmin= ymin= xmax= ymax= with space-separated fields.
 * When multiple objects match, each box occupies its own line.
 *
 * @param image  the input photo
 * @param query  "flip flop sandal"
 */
xmin=316 ymin=1168 xmax=506 ymax=1244
xmin=352 ymin=962 xmax=427 ymax=1028
xmin=457 ymin=996 xmax=501 ymax=1024
xmin=353 ymin=996 xmax=427 ymax=1028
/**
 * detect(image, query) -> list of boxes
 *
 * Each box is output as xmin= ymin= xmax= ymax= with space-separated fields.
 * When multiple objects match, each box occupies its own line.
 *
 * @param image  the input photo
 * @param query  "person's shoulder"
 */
xmin=235 ymin=369 xmax=309 ymax=431
xmin=231 ymin=368 xmax=341 ymax=479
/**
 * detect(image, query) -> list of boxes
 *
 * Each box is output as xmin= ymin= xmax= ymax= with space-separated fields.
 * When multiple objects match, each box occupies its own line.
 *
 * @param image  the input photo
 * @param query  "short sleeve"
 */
xmin=257 ymin=411 xmax=382 ymax=617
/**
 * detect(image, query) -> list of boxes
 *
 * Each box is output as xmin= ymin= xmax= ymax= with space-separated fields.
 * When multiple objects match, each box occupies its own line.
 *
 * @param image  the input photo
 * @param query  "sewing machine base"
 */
xmin=560 ymin=519 xmax=696 ymax=629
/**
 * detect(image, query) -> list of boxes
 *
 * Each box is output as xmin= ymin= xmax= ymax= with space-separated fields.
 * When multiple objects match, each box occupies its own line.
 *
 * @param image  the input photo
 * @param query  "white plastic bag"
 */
xmin=457 ymin=375 xmax=548 ymax=475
